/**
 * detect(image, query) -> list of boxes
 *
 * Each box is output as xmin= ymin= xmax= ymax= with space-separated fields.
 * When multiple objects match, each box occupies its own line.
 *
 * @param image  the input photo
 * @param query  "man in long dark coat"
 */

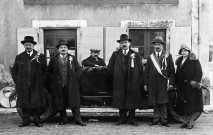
xmin=107 ymin=34 xmax=143 ymax=126
xmin=12 ymin=36 xmax=47 ymax=127
xmin=144 ymin=36 xmax=175 ymax=127
xmin=48 ymin=40 xmax=86 ymax=126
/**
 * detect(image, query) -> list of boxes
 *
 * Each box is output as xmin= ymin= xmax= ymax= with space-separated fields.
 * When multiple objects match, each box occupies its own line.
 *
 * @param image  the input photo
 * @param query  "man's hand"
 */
xmin=144 ymin=85 xmax=148 ymax=92
xmin=167 ymin=85 xmax=174 ymax=91
xmin=190 ymin=81 xmax=201 ymax=89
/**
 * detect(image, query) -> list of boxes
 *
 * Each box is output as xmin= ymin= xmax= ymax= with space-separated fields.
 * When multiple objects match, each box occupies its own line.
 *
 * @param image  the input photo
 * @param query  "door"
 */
xmin=129 ymin=29 xmax=166 ymax=58
xmin=43 ymin=29 xmax=77 ymax=64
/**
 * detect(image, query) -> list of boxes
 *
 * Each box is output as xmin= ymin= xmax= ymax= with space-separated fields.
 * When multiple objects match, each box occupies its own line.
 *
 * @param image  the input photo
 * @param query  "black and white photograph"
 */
xmin=0 ymin=0 xmax=213 ymax=134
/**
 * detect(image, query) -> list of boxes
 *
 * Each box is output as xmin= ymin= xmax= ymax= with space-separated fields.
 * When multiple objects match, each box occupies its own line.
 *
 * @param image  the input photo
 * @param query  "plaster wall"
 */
xmin=0 ymin=0 xmax=191 ymax=70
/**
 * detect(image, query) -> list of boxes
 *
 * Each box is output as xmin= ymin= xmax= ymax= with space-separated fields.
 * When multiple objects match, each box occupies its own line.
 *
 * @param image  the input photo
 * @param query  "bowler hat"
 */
xmin=117 ymin=34 xmax=132 ymax=43
xmin=21 ymin=36 xmax=37 ymax=45
xmin=90 ymin=49 xmax=101 ymax=52
xmin=178 ymin=43 xmax=191 ymax=55
xmin=56 ymin=40 xmax=70 ymax=49
xmin=152 ymin=36 xmax=165 ymax=45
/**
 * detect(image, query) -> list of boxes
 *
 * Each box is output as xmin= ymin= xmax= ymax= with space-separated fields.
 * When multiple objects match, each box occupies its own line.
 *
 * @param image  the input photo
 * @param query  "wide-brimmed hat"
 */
xmin=152 ymin=36 xmax=165 ymax=45
xmin=178 ymin=43 xmax=191 ymax=55
xmin=56 ymin=40 xmax=70 ymax=49
xmin=21 ymin=36 xmax=37 ymax=45
xmin=90 ymin=49 xmax=101 ymax=52
xmin=117 ymin=34 xmax=132 ymax=43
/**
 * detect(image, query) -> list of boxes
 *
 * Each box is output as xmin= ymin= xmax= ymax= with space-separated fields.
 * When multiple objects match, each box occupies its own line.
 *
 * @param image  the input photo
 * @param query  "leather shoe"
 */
xmin=59 ymin=121 xmax=68 ymax=125
xmin=149 ymin=121 xmax=159 ymax=126
xmin=75 ymin=121 xmax=86 ymax=126
xmin=18 ymin=123 xmax=30 ymax=127
xmin=128 ymin=121 xmax=138 ymax=126
xmin=59 ymin=119 xmax=69 ymax=125
xmin=186 ymin=125 xmax=194 ymax=129
xmin=180 ymin=124 xmax=188 ymax=128
xmin=115 ymin=119 xmax=126 ymax=125
xmin=34 ymin=122 xmax=43 ymax=127
xmin=162 ymin=122 xmax=170 ymax=127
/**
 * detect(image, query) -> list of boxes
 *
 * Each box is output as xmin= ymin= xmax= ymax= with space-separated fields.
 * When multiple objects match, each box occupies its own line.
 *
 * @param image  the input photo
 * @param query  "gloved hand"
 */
xmin=95 ymin=66 xmax=107 ymax=70
xmin=144 ymin=85 xmax=148 ymax=92
xmin=87 ymin=67 xmax=95 ymax=72
xmin=167 ymin=85 xmax=174 ymax=91
xmin=190 ymin=81 xmax=201 ymax=89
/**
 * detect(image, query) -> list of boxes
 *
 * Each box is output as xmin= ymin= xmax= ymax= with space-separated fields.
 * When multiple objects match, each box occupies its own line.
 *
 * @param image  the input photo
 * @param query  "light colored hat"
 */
xmin=152 ymin=36 xmax=165 ymax=45
xmin=178 ymin=43 xmax=191 ymax=55
xmin=90 ymin=49 xmax=101 ymax=52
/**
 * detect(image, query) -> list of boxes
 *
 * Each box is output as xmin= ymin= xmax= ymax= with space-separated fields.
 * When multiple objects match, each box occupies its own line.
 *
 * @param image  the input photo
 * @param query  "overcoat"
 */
xmin=107 ymin=49 xmax=143 ymax=109
xmin=82 ymin=56 xmax=106 ymax=67
xmin=48 ymin=54 xmax=81 ymax=110
xmin=175 ymin=53 xmax=203 ymax=114
xmin=144 ymin=51 xmax=175 ymax=106
xmin=12 ymin=50 xmax=47 ymax=108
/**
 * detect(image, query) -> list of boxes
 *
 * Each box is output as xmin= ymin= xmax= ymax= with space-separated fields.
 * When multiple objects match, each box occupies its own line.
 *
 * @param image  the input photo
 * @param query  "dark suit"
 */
xmin=107 ymin=49 xmax=143 ymax=123
xmin=12 ymin=49 xmax=47 ymax=123
xmin=144 ymin=51 xmax=175 ymax=124
xmin=48 ymin=54 xmax=82 ymax=122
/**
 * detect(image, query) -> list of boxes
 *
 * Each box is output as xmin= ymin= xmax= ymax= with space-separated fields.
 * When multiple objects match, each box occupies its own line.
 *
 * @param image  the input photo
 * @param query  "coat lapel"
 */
xmin=116 ymin=50 xmax=124 ymax=67
xmin=180 ymin=57 xmax=190 ymax=69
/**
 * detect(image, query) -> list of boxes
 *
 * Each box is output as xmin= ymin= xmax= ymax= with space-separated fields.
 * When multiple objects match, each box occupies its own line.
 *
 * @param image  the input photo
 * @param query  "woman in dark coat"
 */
xmin=175 ymin=44 xmax=203 ymax=129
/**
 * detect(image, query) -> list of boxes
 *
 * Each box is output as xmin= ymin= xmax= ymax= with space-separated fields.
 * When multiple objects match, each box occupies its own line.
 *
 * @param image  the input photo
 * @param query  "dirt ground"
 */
xmin=0 ymin=111 xmax=212 ymax=135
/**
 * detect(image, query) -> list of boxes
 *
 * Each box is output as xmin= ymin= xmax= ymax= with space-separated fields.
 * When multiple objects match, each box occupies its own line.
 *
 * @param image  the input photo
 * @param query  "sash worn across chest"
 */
xmin=150 ymin=54 xmax=168 ymax=80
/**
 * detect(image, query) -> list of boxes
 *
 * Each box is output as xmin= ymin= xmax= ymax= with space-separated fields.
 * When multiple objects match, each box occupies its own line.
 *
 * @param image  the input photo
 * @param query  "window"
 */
xmin=129 ymin=29 xmax=166 ymax=58
xmin=44 ymin=29 xmax=77 ymax=64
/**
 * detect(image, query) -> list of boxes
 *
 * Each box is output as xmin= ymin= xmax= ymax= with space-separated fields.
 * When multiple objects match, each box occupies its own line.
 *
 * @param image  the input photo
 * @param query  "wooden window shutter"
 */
xmin=170 ymin=27 xmax=191 ymax=61
xmin=105 ymin=27 xmax=127 ymax=64
xmin=77 ymin=27 xmax=103 ymax=64
xmin=17 ymin=28 xmax=42 ymax=54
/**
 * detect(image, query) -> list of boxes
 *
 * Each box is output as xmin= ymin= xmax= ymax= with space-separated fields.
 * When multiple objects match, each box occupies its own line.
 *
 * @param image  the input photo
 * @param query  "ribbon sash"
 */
xmin=150 ymin=53 xmax=168 ymax=80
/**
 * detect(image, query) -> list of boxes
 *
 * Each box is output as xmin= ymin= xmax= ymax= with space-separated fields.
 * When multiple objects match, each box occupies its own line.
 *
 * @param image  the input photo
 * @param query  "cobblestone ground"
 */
xmin=0 ymin=112 xmax=212 ymax=135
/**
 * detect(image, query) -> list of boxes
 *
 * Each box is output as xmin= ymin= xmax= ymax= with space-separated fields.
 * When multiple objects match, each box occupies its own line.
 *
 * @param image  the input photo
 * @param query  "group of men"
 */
xmin=12 ymin=34 xmax=175 ymax=128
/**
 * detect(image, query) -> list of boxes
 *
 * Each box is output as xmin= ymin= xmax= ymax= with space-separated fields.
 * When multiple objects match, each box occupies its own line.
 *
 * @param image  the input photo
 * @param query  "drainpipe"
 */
xmin=198 ymin=0 xmax=201 ymax=58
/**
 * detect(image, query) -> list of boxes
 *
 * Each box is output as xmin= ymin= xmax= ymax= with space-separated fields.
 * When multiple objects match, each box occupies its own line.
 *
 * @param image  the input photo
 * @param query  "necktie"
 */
xmin=28 ymin=53 xmax=31 ymax=57
xmin=124 ymin=50 xmax=127 ymax=55
xmin=157 ymin=53 xmax=160 ymax=58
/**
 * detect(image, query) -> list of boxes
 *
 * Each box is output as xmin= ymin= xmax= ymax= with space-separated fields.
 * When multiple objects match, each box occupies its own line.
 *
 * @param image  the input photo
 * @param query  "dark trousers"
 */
xmin=22 ymin=108 xmax=40 ymax=123
xmin=60 ymin=86 xmax=81 ymax=122
xmin=153 ymin=104 xmax=168 ymax=123
xmin=60 ymin=108 xmax=81 ymax=122
xmin=119 ymin=109 xmax=136 ymax=121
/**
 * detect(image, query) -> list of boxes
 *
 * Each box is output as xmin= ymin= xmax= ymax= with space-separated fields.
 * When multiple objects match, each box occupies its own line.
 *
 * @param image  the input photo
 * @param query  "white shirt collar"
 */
xmin=27 ymin=50 xmax=33 ymax=56
xmin=123 ymin=48 xmax=129 ymax=55
xmin=60 ymin=54 xmax=67 ymax=58
xmin=155 ymin=50 xmax=162 ymax=56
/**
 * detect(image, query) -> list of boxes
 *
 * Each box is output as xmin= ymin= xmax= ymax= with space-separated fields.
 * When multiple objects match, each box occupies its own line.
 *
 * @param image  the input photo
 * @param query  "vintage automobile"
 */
xmin=7 ymin=66 xmax=210 ymax=123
